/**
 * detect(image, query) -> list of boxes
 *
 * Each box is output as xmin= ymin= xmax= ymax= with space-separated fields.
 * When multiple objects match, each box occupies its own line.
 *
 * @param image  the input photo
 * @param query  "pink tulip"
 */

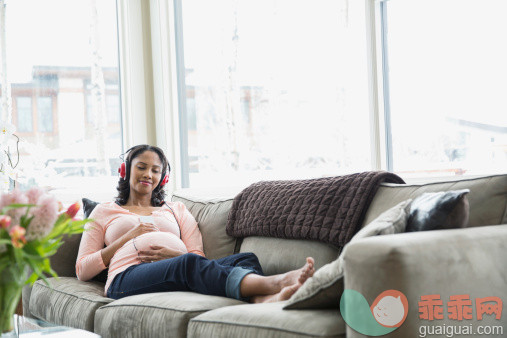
xmin=9 ymin=225 xmax=26 ymax=248
xmin=66 ymin=202 xmax=80 ymax=219
xmin=0 ymin=215 xmax=11 ymax=229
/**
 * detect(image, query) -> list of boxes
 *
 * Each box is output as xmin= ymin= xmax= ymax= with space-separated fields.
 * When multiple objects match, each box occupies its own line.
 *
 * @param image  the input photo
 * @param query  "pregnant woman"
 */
xmin=76 ymin=144 xmax=314 ymax=303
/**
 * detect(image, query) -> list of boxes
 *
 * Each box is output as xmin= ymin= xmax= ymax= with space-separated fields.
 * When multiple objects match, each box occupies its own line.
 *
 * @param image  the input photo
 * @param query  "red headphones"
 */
xmin=118 ymin=161 xmax=169 ymax=188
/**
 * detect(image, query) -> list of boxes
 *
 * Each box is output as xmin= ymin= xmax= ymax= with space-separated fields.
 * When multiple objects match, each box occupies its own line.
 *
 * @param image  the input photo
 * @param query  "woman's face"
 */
xmin=129 ymin=150 xmax=163 ymax=195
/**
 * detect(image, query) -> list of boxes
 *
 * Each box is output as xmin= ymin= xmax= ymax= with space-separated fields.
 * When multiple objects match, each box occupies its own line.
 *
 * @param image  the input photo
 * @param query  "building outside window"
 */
xmin=379 ymin=0 xmax=507 ymax=177
xmin=1 ymin=0 xmax=122 ymax=203
xmin=37 ymin=97 xmax=53 ymax=133
xmin=15 ymin=97 xmax=32 ymax=132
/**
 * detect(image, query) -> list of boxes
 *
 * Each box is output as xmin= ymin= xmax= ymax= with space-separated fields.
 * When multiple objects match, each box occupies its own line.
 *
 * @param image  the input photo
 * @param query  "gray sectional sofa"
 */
xmin=22 ymin=174 xmax=507 ymax=337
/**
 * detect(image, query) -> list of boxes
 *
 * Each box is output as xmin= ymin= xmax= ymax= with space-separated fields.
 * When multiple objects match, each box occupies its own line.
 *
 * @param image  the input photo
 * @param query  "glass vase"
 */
xmin=0 ymin=269 xmax=23 ymax=336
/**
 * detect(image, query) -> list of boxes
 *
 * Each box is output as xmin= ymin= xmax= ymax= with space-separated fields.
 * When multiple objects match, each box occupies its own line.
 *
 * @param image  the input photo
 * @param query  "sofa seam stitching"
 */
xmin=98 ymin=303 xmax=212 ymax=313
xmin=189 ymin=318 xmax=342 ymax=337
xmin=172 ymin=195 xmax=234 ymax=205
xmin=380 ymin=174 xmax=505 ymax=188
xmin=34 ymin=282 xmax=111 ymax=304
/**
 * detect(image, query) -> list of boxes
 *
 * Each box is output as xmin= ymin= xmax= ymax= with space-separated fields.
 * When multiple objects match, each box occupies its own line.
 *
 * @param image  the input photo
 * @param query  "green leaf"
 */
xmin=20 ymin=215 xmax=35 ymax=228
xmin=25 ymin=272 xmax=39 ymax=285
xmin=38 ymin=272 xmax=51 ymax=287
xmin=0 ymin=238 xmax=11 ymax=245
xmin=21 ymin=251 xmax=46 ymax=261
xmin=13 ymin=246 xmax=23 ymax=265
xmin=0 ymin=256 xmax=10 ymax=275
xmin=48 ymin=266 xmax=58 ymax=279
xmin=25 ymin=257 xmax=40 ymax=271
xmin=69 ymin=219 xmax=92 ymax=228
xmin=1 ymin=203 xmax=36 ymax=213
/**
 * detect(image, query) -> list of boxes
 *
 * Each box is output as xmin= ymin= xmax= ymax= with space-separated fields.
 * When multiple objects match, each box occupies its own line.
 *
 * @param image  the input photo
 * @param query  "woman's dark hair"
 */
xmin=115 ymin=144 xmax=171 ymax=206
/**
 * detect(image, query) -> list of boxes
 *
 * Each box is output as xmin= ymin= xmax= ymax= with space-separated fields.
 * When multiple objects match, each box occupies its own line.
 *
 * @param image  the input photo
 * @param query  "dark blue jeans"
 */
xmin=107 ymin=252 xmax=264 ymax=301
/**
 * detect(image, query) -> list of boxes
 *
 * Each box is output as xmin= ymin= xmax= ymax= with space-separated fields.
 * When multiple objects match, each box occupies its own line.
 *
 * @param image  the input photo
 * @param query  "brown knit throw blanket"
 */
xmin=226 ymin=171 xmax=405 ymax=249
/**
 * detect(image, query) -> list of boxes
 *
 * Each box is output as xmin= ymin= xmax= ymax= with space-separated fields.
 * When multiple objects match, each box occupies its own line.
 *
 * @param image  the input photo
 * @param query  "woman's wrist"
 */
xmin=101 ymin=234 xmax=132 ymax=267
xmin=121 ymin=231 xmax=135 ymax=244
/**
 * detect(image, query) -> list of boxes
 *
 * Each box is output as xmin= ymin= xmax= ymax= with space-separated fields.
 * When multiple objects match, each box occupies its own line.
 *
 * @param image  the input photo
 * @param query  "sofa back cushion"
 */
xmin=50 ymin=233 xmax=83 ymax=277
xmin=239 ymin=237 xmax=340 ymax=275
xmin=172 ymin=189 xmax=240 ymax=260
xmin=362 ymin=174 xmax=507 ymax=228
xmin=172 ymin=189 xmax=340 ymax=274
xmin=173 ymin=174 xmax=506 ymax=274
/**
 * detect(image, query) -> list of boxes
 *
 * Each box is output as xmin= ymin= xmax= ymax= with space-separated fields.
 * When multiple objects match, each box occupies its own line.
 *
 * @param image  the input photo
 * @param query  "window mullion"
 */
xmin=173 ymin=0 xmax=189 ymax=188
xmin=379 ymin=0 xmax=394 ymax=172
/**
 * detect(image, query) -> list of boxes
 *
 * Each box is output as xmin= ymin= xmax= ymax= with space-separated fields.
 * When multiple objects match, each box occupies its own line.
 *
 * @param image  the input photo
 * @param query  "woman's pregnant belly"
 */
xmin=109 ymin=231 xmax=188 ymax=272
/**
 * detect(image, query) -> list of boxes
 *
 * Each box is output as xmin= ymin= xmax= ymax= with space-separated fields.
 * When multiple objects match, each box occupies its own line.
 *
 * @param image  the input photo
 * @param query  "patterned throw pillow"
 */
xmin=283 ymin=199 xmax=412 ymax=310
xmin=405 ymin=189 xmax=470 ymax=232
xmin=82 ymin=198 xmax=100 ymax=218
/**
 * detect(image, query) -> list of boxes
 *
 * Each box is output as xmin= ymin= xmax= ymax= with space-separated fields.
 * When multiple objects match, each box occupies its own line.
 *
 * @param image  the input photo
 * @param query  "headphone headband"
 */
xmin=119 ymin=162 xmax=169 ymax=187
xmin=118 ymin=146 xmax=170 ymax=188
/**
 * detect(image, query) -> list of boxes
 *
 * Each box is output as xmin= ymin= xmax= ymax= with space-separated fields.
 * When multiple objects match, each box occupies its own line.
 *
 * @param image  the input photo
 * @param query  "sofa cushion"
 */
xmin=94 ymin=291 xmax=244 ymax=338
xmin=284 ymin=199 xmax=412 ymax=310
xmin=239 ymin=237 xmax=340 ymax=276
xmin=29 ymin=277 xmax=112 ymax=331
xmin=187 ymin=302 xmax=345 ymax=338
xmin=406 ymin=189 xmax=470 ymax=232
xmin=172 ymin=190 xmax=239 ymax=260
xmin=363 ymin=174 xmax=507 ymax=228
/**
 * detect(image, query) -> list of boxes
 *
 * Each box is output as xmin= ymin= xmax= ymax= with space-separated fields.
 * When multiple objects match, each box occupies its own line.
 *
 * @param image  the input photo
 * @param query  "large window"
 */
xmin=37 ymin=97 xmax=53 ymax=133
xmin=176 ymin=0 xmax=372 ymax=188
xmin=15 ymin=97 xmax=32 ymax=132
xmin=380 ymin=0 xmax=507 ymax=177
xmin=174 ymin=0 xmax=506 ymax=188
xmin=2 ymin=0 xmax=122 ymax=202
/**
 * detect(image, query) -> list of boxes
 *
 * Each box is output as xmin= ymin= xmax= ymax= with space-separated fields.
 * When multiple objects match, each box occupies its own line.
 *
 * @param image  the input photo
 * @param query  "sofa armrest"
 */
xmin=22 ymin=233 xmax=83 ymax=319
xmin=342 ymin=224 xmax=507 ymax=338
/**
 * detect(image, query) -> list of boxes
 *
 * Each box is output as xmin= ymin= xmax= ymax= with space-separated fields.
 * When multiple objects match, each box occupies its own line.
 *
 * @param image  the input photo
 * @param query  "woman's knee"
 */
xmin=242 ymin=252 xmax=260 ymax=263
xmin=179 ymin=252 xmax=206 ymax=265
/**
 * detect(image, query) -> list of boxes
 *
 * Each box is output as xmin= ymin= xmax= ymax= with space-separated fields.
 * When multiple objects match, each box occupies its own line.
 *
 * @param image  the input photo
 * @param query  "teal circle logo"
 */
xmin=340 ymin=289 xmax=409 ymax=336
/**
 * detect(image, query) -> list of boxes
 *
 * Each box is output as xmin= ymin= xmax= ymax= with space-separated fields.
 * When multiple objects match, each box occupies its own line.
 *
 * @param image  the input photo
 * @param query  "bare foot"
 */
xmin=240 ymin=257 xmax=316 ymax=299
xmin=278 ymin=257 xmax=315 ymax=289
xmin=251 ymin=283 xmax=302 ymax=303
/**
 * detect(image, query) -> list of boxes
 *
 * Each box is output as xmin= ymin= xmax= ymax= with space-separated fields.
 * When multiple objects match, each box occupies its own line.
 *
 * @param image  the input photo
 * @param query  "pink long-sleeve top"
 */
xmin=76 ymin=201 xmax=205 ymax=295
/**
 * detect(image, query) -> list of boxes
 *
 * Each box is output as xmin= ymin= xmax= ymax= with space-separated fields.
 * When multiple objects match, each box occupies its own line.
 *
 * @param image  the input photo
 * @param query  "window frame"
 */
xmin=119 ymin=0 xmax=506 ymax=190
xmin=169 ymin=0 xmax=388 ymax=188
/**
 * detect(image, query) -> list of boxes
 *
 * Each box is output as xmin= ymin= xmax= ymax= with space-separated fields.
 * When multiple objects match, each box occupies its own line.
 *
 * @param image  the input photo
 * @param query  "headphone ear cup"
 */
xmin=119 ymin=162 xmax=126 ymax=179
xmin=160 ymin=174 xmax=169 ymax=187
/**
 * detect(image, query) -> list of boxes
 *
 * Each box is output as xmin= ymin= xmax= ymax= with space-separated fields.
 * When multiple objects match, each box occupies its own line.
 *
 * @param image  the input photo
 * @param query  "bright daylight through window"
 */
xmin=176 ymin=0 xmax=371 ymax=188
xmin=383 ymin=0 xmax=507 ymax=177
xmin=0 ymin=0 xmax=122 ymax=203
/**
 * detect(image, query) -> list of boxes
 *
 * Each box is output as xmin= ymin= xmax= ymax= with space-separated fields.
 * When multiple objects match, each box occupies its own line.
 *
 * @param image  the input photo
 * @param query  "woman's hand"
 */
xmin=125 ymin=222 xmax=158 ymax=241
xmin=100 ymin=223 xmax=158 ymax=268
xmin=138 ymin=245 xmax=185 ymax=263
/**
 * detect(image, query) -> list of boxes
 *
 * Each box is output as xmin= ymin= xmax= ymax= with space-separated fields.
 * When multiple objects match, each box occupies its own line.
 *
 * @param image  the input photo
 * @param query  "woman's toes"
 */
xmin=296 ymin=258 xmax=316 ymax=284
xmin=309 ymin=266 xmax=315 ymax=277
xmin=298 ymin=270 xmax=310 ymax=284
xmin=277 ymin=284 xmax=301 ymax=301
